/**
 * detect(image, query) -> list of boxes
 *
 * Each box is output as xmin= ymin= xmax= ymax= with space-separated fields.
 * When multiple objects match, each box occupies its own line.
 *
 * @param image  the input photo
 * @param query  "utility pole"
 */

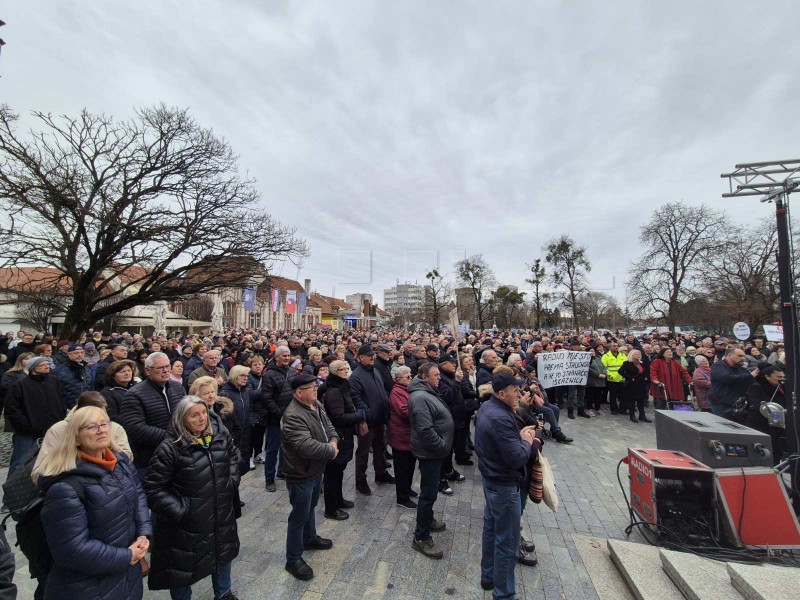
xmin=722 ymin=160 xmax=800 ymax=511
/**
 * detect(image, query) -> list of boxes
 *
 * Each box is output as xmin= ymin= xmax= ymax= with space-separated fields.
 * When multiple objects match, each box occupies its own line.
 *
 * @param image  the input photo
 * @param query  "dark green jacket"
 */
xmin=280 ymin=398 xmax=339 ymax=483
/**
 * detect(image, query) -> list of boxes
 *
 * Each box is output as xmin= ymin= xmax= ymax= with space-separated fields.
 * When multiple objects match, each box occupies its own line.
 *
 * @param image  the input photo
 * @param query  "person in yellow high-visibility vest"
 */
xmin=601 ymin=341 xmax=627 ymax=414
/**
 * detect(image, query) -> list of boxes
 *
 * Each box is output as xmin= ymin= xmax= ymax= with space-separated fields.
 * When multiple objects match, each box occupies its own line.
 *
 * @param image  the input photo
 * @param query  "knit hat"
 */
xmin=27 ymin=356 xmax=50 ymax=373
xmin=67 ymin=343 xmax=84 ymax=352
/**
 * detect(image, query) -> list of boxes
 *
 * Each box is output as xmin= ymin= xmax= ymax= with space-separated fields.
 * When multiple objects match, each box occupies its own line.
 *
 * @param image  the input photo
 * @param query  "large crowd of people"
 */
xmin=0 ymin=325 xmax=788 ymax=599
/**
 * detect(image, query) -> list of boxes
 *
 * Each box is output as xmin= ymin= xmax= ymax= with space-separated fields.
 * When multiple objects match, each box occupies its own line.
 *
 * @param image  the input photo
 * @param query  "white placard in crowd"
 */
xmin=733 ymin=322 xmax=751 ymax=341
xmin=536 ymin=350 xmax=591 ymax=389
xmin=763 ymin=324 xmax=784 ymax=342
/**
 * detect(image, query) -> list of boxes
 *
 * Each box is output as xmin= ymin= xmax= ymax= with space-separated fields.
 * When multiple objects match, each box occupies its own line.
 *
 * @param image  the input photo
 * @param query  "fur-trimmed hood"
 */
xmin=213 ymin=396 xmax=234 ymax=419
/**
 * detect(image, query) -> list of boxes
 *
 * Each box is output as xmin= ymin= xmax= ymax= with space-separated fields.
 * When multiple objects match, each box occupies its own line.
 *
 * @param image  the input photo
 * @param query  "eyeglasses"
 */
xmin=81 ymin=420 xmax=111 ymax=433
xmin=149 ymin=365 xmax=171 ymax=371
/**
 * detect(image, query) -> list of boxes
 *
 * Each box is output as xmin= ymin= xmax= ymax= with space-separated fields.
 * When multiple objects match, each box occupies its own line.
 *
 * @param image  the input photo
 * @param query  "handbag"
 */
xmin=540 ymin=455 xmax=559 ymax=512
xmin=528 ymin=455 xmax=543 ymax=504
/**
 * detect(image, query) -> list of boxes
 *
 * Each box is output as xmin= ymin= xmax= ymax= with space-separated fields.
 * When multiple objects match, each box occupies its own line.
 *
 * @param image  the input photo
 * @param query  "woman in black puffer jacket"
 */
xmin=144 ymin=396 xmax=241 ymax=599
xmin=217 ymin=365 xmax=252 ymax=476
xmin=100 ymin=360 xmax=137 ymax=423
xmin=33 ymin=406 xmax=152 ymax=600
xmin=320 ymin=360 xmax=366 ymax=520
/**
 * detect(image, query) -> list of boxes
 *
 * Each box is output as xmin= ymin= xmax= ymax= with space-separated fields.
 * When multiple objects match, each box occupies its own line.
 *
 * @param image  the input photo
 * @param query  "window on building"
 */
xmin=249 ymin=310 xmax=261 ymax=329
xmin=222 ymin=300 xmax=236 ymax=329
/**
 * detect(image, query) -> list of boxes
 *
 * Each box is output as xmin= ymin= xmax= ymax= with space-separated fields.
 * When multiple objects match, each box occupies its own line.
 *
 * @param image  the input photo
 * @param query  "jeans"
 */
xmin=414 ymin=458 xmax=442 ymax=540
xmin=355 ymin=425 xmax=388 ymax=484
xmin=264 ymin=425 xmax=283 ymax=482
xmin=533 ymin=402 xmax=560 ymax=432
xmin=393 ymin=449 xmax=416 ymax=502
xmin=286 ymin=477 xmax=322 ymax=562
xmin=481 ymin=481 xmax=522 ymax=600
xmin=169 ymin=560 xmax=232 ymax=599
xmin=567 ymin=385 xmax=585 ymax=410
xmin=323 ymin=460 xmax=348 ymax=514
xmin=7 ymin=434 xmax=37 ymax=480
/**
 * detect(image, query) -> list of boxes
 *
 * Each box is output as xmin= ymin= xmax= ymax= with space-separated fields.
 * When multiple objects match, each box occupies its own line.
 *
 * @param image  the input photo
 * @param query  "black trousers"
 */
xmin=393 ymin=449 xmax=416 ymax=502
xmin=453 ymin=428 xmax=469 ymax=462
xmin=606 ymin=381 xmax=623 ymax=412
xmin=324 ymin=460 xmax=348 ymax=513
xmin=586 ymin=387 xmax=606 ymax=410
xmin=250 ymin=421 xmax=267 ymax=458
xmin=415 ymin=457 xmax=442 ymax=540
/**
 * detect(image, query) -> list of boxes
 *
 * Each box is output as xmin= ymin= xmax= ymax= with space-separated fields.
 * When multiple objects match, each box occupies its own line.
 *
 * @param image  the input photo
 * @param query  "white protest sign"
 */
xmin=536 ymin=351 xmax=591 ymax=389
xmin=733 ymin=322 xmax=751 ymax=341
xmin=763 ymin=324 xmax=784 ymax=342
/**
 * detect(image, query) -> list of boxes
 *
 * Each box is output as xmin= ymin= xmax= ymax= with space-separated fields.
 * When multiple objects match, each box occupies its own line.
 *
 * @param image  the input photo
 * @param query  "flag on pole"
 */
xmin=286 ymin=290 xmax=297 ymax=314
xmin=271 ymin=288 xmax=280 ymax=312
xmin=243 ymin=287 xmax=255 ymax=312
xmin=298 ymin=292 xmax=307 ymax=314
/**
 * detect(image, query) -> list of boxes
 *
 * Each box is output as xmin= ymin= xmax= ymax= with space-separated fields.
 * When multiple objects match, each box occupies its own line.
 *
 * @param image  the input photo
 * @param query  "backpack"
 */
xmin=1 ymin=439 xmax=85 ymax=579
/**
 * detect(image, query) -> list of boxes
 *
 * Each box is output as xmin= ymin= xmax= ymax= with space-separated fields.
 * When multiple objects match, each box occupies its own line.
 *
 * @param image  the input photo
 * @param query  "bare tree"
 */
xmin=424 ymin=268 xmax=451 ymax=329
xmin=544 ymin=235 xmax=591 ymax=330
xmin=14 ymin=288 xmax=67 ymax=333
xmin=0 ymin=105 xmax=307 ymax=339
xmin=172 ymin=295 xmax=214 ymax=321
xmin=524 ymin=258 xmax=547 ymax=329
xmin=627 ymin=202 xmax=727 ymax=331
xmin=703 ymin=218 xmax=780 ymax=326
xmin=454 ymin=255 xmax=497 ymax=329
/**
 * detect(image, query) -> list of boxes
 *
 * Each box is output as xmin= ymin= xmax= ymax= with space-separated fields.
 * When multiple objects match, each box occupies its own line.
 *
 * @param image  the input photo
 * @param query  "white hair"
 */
xmin=144 ymin=351 xmax=169 ymax=368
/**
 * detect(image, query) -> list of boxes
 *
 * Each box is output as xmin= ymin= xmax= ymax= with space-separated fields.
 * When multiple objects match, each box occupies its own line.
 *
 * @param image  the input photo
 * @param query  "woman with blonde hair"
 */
xmin=144 ymin=396 xmax=240 ymax=599
xmin=189 ymin=376 xmax=234 ymax=436
xmin=34 ymin=406 xmax=151 ymax=600
xmin=218 ymin=365 xmax=252 ymax=475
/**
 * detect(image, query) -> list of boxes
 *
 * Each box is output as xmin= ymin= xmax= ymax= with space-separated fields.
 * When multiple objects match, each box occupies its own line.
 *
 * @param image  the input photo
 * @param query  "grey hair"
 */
xmin=694 ymin=355 xmax=709 ymax=367
xmin=173 ymin=396 xmax=211 ymax=442
xmin=724 ymin=347 xmax=738 ymax=357
xmin=144 ymin=351 xmax=169 ymax=368
xmin=479 ymin=350 xmax=497 ymax=364
xmin=274 ymin=346 xmax=291 ymax=357
xmin=417 ymin=361 xmax=439 ymax=378
xmin=394 ymin=366 xmax=412 ymax=381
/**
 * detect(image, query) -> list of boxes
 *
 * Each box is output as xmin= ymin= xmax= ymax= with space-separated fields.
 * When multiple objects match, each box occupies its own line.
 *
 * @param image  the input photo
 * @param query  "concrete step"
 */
xmin=571 ymin=534 xmax=635 ymax=600
xmin=607 ymin=539 xmax=686 ymax=600
xmin=727 ymin=562 xmax=800 ymax=600
xmin=659 ymin=548 xmax=744 ymax=600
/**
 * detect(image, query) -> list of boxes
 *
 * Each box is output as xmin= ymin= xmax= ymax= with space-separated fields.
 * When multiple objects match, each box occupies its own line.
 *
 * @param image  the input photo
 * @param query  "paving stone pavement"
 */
xmin=3 ymin=406 xmax=656 ymax=599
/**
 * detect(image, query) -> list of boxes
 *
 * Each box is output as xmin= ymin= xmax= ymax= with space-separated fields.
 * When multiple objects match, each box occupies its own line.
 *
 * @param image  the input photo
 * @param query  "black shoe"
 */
xmin=409 ymin=489 xmax=418 ymax=498
xmin=324 ymin=509 xmax=349 ymax=521
xmin=265 ymin=479 xmax=276 ymax=493
xmin=518 ymin=546 xmax=538 ymax=566
xmin=577 ymin=408 xmax=590 ymax=418
xmin=438 ymin=482 xmax=454 ymax=496
xmin=480 ymin=580 xmax=494 ymax=591
xmin=554 ymin=431 xmax=574 ymax=444
xmin=303 ymin=535 xmax=333 ymax=550
xmin=285 ymin=558 xmax=314 ymax=580
xmin=239 ymin=501 xmax=245 ymax=507
xmin=340 ymin=499 xmax=355 ymax=509
xmin=611 ymin=410 xmax=619 ymax=415
xmin=375 ymin=472 xmax=396 ymax=484
xmin=455 ymin=457 xmax=474 ymax=466
xmin=356 ymin=481 xmax=372 ymax=495
xmin=629 ymin=415 xmax=639 ymax=423
xmin=215 ymin=592 xmax=240 ymax=600
xmin=397 ymin=498 xmax=418 ymax=509
xmin=430 ymin=519 xmax=446 ymax=532
xmin=446 ymin=470 xmax=466 ymax=482
xmin=385 ymin=450 xmax=394 ymax=460
xmin=568 ymin=408 xmax=575 ymax=419
xmin=640 ymin=415 xmax=652 ymax=423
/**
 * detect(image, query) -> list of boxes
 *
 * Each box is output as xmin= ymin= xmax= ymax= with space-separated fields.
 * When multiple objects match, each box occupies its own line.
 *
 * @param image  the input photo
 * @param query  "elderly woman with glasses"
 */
xmin=319 ymin=360 xmax=365 ymax=520
xmin=32 ymin=405 xmax=151 ymax=600
xmin=388 ymin=366 xmax=417 ymax=509
xmin=144 ymin=396 xmax=240 ymax=600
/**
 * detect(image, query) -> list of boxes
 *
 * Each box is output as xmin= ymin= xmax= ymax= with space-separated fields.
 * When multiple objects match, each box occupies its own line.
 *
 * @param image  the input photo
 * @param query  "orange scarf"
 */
xmin=79 ymin=448 xmax=118 ymax=472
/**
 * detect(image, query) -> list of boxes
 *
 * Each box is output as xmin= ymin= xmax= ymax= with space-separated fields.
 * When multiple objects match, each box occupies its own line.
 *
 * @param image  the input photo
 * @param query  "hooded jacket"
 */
xmin=407 ymin=377 xmax=454 ymax=460
xmin=143 ymin=424 xmax=240 ymax=590
xmin=38 ymin=452 xmax=152 ymax=600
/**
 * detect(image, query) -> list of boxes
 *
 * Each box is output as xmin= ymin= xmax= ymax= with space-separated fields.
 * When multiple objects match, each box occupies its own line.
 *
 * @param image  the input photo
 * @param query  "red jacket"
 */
xmin=388 ymin=382 xmax=411 ymax=451
xmin=650 ymin=358 xmax=691 ymax=401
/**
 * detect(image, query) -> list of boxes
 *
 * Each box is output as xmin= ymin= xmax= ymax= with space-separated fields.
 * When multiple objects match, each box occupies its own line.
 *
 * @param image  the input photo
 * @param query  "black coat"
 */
xmin=101 ymin=384 xmax=133 ymax=423
xmin=143 ymin=426 xmax=240 ymax=590
xmin=7 ymin=342 xmax=36 ymax=367
xmin=619 ymin=361 xmax=648 ymax=404
xmin=320 ymin=375 xmax=365 ymax=464
xmin=349 ymin=364 xmax=389 ymax=426
xmin=119 ymin=379 xmax=185 ymax=468
xmin=0 ymin=370 xmax=25 ymax=430
xmin=261 ymin=363 xmax=295 ymax=427
xmin=4 ymin=373 xmax=66 ymax=437
xmin=438 ymin=370 xmax=466 ymax=429
xmin=217 ymin=381 xmax=252 ymax=467
xmin=39 ymin=453 xmax=152 ymax=600
xmin=745 ymin=379 xmax=786 ymax=464
xmin=374 ymin=357 xmax=394 ymax=396
xmin=93 ymin=355 xmax=116 ymax=391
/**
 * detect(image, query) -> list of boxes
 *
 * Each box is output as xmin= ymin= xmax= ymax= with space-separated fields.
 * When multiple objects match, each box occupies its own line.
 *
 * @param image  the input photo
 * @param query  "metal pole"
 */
xmin=775 ymin=191 xmax=800 ymax=511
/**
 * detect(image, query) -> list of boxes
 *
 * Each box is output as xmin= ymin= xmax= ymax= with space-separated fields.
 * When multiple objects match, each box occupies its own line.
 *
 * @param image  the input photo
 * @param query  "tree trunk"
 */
xmin=60 ymin=301 xmax=97 ymax=341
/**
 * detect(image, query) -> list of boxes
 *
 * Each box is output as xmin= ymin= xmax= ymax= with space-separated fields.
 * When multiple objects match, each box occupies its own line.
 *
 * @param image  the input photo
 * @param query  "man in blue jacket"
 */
xmin=475 ymin=372 xmax=540 ymax=599
xmin=709 ymin=347 xmax=757 ymax=419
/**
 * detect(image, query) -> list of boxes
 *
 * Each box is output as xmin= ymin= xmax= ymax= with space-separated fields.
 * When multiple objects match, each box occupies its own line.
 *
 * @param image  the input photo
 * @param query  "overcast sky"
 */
xmin=3 ymin=1 xmax=799 ymax=308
